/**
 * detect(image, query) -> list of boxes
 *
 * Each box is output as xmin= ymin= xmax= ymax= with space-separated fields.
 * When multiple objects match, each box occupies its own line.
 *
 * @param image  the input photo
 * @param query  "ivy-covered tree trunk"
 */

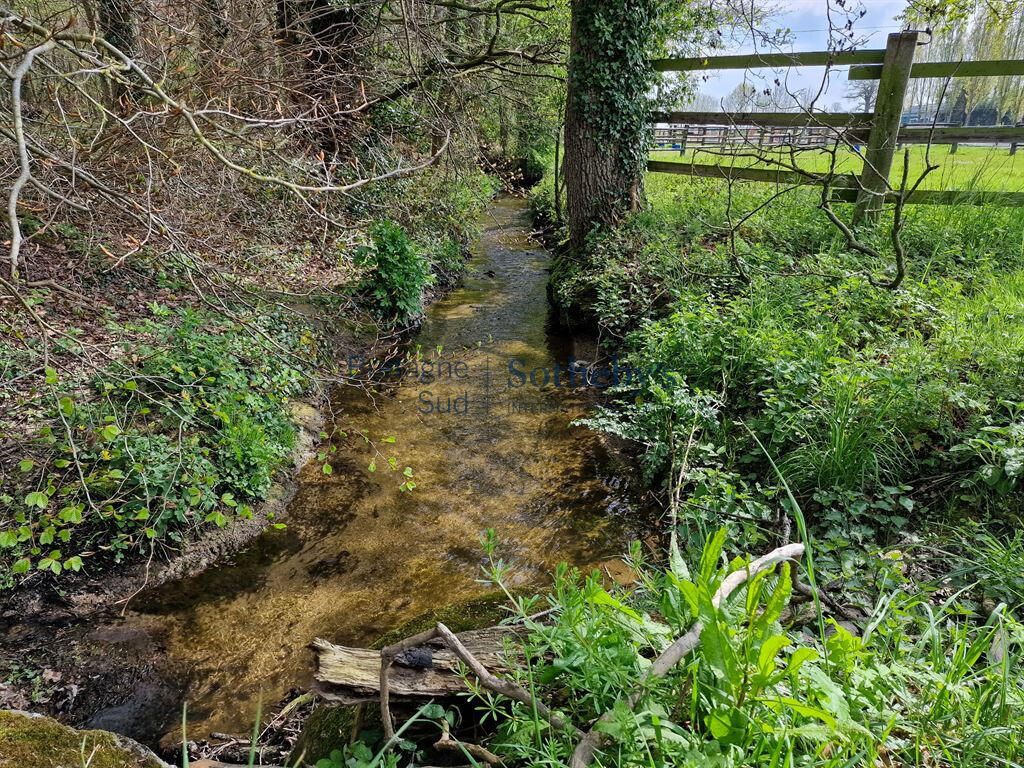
xmin=563 ymin=0 xmax=658 ymax=251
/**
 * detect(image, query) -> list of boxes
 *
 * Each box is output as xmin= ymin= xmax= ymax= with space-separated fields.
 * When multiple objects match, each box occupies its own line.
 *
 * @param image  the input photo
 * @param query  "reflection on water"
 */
xmin=102 ymin=197 xmax=642 ymax=741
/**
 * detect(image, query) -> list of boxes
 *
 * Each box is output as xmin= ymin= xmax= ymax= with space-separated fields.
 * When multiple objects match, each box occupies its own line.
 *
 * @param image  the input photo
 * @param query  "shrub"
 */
xmin=355 ymin=220 xmax=433 ymax=323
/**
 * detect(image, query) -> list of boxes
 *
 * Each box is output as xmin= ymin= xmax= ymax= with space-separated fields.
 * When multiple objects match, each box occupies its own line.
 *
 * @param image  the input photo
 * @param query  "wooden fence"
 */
xmin=648 ymin=32 xmax=1024 ymax=221
xmin=653 ymin=125 xmax=840 ymax=151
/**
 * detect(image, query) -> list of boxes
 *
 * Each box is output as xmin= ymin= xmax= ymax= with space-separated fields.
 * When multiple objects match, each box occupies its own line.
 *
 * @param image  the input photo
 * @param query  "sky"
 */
xmin=693 ymin=0 xmax=911 ymax=110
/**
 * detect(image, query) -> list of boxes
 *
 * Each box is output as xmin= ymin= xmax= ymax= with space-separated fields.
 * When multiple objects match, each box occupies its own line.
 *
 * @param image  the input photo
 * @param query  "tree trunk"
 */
xmin=563 ymin=0 xmax=654 ymax=251
xmin=97 ymin=0 xmax=135 ymax=107
xmin=275 ymin=0 xmax=364 ymax=153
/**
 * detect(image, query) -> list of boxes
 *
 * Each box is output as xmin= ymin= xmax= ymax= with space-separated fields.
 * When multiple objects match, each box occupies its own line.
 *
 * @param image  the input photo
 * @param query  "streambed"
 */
xmin=10 ymin=197 xmax=645 ymax=746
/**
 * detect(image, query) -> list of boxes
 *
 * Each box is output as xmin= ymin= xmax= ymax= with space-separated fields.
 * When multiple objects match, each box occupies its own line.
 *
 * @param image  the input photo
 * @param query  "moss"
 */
xmin=289 ymin=704 xmax=356 ymax=765
xmin=0 ymin=711 xmax=166 ymax=768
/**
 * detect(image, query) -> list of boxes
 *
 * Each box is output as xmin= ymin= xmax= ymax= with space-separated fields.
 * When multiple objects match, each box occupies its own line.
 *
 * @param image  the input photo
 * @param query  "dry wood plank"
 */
xmin=313 ymin=626 xmax=519 ymax=704
xmin=653 ymin=50 xmax=885 ymax=72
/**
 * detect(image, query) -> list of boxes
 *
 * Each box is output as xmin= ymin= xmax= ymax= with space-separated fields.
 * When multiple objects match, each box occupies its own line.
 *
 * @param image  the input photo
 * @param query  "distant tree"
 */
xmin=97 ymin=0 xmax=134 ymax=105
xmin=846 ymin=79 xmax=878 ymax=113
xmin=722 ymin=82 xmax=757 ymax=112
xmin=687 ymin=92 xmax=721 ymax=112
xmin=951 ymin=89 xmax=968 ymax=125
xmin=756 ymin=82 xmax=807 ymax=112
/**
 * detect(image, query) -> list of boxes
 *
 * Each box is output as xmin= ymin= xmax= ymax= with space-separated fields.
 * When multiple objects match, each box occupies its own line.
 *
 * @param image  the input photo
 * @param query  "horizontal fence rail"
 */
xmin=651 ymin=111 xmax=874 ymax=128
xmin=652 ymin=125 xmax=860 ymax=150
xmin=651 ymin=122 xmax=1024 ymax=147
xmin=849 ymin=59 xmax=1024 ymax=80
xmin=652 ymin=50 xmax=885 ymax=72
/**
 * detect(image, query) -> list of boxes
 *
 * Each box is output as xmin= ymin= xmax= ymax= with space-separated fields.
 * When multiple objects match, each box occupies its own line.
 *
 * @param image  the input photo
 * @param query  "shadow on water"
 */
xmin=85 ymin=196 xmax=649 ymax=744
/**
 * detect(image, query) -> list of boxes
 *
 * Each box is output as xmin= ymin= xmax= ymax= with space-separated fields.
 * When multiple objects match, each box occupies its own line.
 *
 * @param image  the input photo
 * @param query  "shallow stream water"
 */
xmin=82 ymin=197 xmax=643 ymax=743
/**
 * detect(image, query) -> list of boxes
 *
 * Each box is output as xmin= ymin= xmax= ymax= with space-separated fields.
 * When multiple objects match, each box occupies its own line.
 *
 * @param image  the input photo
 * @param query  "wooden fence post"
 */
xmin=854 ymin=30 xmax=920 ymax=224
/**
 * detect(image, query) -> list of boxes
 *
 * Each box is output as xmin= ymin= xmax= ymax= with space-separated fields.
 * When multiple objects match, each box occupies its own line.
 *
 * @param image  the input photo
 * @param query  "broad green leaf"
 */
xmin=755 ymin=562 xmax=792 ymax=633
xmin=699 ymin=527 xmax=727 ymax=586
xmin=760 ymin=696 xmax=837 ymax=728
xmin=787 ymin=647 xmax=819 ymax=677
xmin=588 ymin=586 xmax=644 ymax=621
xmin=758 ymin=634 xmax=792 ymax=675
xmin=668 ymin=531 xmax=690 ymax=581
xmin=706 ymin=710 xmax=732 ymax=740
xmin=24 ymin=491 xmax=49 ymax=509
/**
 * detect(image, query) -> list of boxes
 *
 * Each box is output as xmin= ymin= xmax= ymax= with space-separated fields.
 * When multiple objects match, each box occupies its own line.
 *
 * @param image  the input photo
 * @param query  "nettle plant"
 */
xmin=354 ymin=220 xmax=433 ymax=324
xmin=1 ymin=310 xmax=306 ymax=585
xmin=473 ymin=530 xmax=1023 ymax=767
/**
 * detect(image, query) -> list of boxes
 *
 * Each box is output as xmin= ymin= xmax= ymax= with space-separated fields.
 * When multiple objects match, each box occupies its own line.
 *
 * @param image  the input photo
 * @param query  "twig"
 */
xmin=7 ymin=38 xmax=56 ymax=279
xmin=434 ymin=718 xmax=502 ymax=765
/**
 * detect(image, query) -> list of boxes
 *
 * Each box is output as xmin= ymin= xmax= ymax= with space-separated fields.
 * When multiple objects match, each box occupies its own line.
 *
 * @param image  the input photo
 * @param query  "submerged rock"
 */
xmin=0 ymin=710 xmax=170 ymax=768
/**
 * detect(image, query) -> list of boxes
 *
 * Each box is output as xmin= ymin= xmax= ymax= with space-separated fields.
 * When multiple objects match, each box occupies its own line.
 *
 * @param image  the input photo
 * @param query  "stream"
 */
xmin=65 ymin=197 xmax=644 ymax=745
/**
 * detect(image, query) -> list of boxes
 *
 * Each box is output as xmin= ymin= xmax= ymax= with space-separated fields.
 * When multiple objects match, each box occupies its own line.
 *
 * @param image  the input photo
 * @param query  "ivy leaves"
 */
xmin=571 ymin=0 xmax=661 ymax=179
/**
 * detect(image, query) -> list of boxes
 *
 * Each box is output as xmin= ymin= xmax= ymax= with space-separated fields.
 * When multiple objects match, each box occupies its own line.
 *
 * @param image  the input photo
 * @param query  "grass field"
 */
xmin=649 ymin=144 xmax=1024 ymax=192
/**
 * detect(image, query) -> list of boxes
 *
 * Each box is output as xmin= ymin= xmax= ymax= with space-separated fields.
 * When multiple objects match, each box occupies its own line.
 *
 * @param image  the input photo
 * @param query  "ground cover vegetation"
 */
xmin=533 ymin=167 xmax=1024 ymax=765
xmin=648 ymin=144 xmax=1024 ymax=192
xmin=492 ymin=0 xmax=1024 ymax=764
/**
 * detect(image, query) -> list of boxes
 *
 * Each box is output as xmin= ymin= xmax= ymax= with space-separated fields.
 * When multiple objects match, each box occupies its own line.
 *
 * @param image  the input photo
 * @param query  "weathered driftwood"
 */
xmin=312 ymin=626 xmax=518 ymax=704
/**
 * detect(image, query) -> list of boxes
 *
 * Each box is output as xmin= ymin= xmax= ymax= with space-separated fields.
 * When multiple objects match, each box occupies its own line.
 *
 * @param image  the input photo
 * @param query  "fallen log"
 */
xmin=312 ymin=626 xmax=519 ymax=704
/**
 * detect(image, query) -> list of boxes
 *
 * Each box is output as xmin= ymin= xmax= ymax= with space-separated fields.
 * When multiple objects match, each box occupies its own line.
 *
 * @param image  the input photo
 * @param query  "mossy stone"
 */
xmin=0 ymin=711 xmax=168 ymax=768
